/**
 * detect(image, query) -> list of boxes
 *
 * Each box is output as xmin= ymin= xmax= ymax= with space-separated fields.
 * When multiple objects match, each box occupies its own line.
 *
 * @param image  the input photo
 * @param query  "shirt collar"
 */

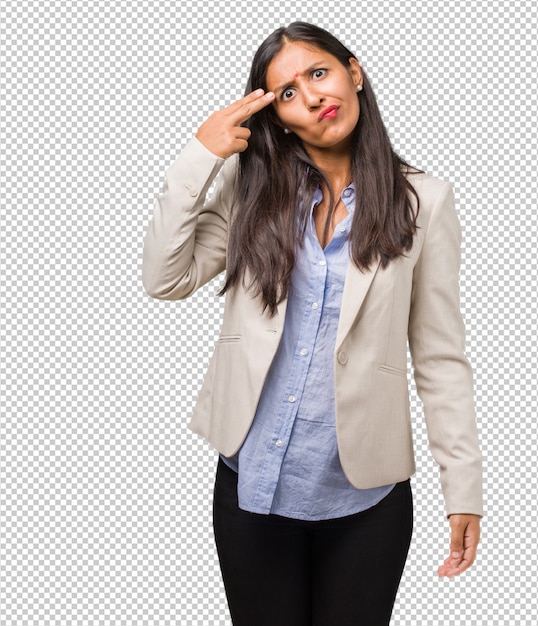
xmin=311 ymin=183 xmax=355 ymax=216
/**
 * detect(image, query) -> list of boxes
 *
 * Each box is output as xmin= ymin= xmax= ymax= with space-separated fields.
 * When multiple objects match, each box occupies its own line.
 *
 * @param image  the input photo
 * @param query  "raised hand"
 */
xmin=196 ymin=89 xmax=275 ymax=159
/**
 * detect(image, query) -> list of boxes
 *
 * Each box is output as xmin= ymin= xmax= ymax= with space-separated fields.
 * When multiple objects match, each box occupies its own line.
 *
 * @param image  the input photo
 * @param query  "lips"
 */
xmin=318 ymin=105 xmax=339 ymax=121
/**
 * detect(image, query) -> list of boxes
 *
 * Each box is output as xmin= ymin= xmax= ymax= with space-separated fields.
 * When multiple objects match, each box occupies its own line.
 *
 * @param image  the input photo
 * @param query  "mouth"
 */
xmin=318 ymin=105 xmax=339 ymax=121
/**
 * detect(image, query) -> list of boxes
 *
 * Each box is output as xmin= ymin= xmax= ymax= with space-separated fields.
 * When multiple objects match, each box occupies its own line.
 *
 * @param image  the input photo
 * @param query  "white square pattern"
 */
xmin=1 ymin=0 xmax=537 ymax=624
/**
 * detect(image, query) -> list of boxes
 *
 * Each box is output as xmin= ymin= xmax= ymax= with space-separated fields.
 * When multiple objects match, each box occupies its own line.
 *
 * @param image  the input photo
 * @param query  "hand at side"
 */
xmin=438 ymin=513 xmax=481 ymax=577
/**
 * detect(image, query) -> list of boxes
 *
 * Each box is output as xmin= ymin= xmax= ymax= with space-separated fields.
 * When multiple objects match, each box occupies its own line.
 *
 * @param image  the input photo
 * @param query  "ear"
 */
xmin=348 ymin=57 xmax=363 ymax=89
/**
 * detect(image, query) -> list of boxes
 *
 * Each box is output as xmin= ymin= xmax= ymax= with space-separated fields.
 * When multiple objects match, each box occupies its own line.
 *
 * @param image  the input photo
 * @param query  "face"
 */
xmin=265 ymin=41 xmax=363 ymax=158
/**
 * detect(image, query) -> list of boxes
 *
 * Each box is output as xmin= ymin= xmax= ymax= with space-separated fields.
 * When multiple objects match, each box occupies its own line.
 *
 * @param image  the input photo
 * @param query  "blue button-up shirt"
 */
xmin=221 ymin=184 xmax=395 ymax=520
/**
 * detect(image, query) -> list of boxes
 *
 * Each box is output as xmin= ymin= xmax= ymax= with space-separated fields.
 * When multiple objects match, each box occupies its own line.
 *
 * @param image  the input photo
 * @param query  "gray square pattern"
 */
xmin=1 ymin=0 xmax=537 ymax=624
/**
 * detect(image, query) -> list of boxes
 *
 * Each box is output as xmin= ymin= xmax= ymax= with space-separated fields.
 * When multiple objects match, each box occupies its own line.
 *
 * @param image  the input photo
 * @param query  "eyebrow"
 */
xmin=272 ymin=61 xmax=328 ymax=95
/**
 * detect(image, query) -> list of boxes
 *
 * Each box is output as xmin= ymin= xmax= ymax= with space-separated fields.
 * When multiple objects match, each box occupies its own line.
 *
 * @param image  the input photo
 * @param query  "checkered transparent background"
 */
xmin=1 ymin=0 xmax=536 ymax=624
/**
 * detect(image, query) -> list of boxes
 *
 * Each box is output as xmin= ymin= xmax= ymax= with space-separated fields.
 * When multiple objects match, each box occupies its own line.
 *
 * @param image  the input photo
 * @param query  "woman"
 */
xmin=143 ymin=22 xmax=483 ymax=626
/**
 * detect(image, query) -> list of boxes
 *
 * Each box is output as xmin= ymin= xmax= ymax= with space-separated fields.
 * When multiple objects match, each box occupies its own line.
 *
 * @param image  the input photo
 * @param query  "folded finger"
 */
xmin=234 ymin=126 xmax=252 ymax=141
xmin=439 ymin=557 xmax=473 ymax=577
xmin=438 ymin=548 xmax=476 ymax=577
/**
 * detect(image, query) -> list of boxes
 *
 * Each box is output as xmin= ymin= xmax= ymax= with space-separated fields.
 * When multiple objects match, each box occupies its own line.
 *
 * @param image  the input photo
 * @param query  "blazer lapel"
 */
xmin=336 ymin=258 xmax=381 ymax=349
xmin=276 ymin=295 xmax=288 ymax=328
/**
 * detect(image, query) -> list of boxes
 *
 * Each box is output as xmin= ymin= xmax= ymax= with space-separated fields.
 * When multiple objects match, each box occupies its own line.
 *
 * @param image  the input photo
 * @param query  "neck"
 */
xmin=306 ymin=147 xmax=353 ymax=195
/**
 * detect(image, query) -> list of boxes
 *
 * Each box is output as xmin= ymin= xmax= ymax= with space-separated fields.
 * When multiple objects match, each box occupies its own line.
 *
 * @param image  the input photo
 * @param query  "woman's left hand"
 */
xmin=437 ymin=514 xmax=481 ymax=577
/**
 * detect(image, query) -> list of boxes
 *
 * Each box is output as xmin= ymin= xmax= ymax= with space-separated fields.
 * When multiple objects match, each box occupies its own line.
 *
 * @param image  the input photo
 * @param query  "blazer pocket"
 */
xmin=218 ymin=334 xmax=241 ymax=343
xmin=378 ymin=364 xmax=407 ymax=378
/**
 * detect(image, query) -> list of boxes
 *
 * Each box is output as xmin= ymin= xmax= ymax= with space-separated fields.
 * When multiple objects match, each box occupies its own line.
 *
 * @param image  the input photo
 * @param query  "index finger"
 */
xmin=226 ymin=89 xmax=275 ymax=124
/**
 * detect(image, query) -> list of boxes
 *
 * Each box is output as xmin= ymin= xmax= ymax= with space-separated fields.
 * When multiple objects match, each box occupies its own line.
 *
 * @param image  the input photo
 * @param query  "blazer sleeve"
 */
xmin=142 ymin=137 xmax=237 ymax=300
xmin=408 ymin=181 xmax=484 ymax=518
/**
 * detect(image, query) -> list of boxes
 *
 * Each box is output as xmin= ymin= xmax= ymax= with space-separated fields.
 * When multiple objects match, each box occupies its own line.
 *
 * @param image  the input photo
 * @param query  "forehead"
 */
xmin=266 ymin=41 xmax=334 ymax=87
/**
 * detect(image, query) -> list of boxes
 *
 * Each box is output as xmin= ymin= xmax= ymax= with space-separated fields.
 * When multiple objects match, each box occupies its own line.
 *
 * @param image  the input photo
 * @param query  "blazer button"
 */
xmin=337 ymin=351 xmax=348 ymax=365
xmin=184 ymin=184 xmax=198 ymax=197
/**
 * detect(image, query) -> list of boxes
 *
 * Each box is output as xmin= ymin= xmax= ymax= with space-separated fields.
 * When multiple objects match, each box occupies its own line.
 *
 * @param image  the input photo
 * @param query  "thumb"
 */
xmin=449 ymin=517 xmax=465 ymax=558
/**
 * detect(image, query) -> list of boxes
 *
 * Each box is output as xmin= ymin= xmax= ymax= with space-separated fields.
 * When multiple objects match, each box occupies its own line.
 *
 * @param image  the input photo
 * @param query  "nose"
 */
xmin=303 ymin=86 xmax=323 ymax=109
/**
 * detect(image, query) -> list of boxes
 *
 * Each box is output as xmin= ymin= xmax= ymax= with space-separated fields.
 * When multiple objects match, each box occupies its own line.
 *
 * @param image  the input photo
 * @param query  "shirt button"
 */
xmin=319 ymin=259 xmax=326 ymax=266
xmin=300 ymin=348 xmax=308 ymax=356
xmin=343 ymin=189 xmax=352 ymax=197
xmin=288 ymin=395 xmax=296 ymax=403
xmin=275 ymin=439 xmax=283 ymax=447
xmin=339 ymin=225 xmax=346 ymax=233
xmin=311 ymin=302 xmax=319 ymax=310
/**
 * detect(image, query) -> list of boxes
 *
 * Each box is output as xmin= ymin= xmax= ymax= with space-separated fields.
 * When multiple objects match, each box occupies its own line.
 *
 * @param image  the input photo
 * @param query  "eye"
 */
xmin=281 ymin=87 xmax=296 ymax=101
xmin=312 ymin=68 xmax=327 ymax=79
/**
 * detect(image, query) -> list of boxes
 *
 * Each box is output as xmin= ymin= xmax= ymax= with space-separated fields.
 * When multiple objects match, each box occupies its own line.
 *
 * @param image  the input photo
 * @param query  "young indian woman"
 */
xmin=143 ymin=21 xmax=483 ymax=626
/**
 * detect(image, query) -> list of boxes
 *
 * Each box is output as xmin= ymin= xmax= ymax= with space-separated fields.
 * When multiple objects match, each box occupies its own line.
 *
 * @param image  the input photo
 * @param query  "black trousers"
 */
xmin=213 ymin=458 xmax=413 ymax=626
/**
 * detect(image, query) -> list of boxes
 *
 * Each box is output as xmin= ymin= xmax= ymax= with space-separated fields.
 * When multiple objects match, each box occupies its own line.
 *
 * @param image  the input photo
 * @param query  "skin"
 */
xmin=265 ymin=41 xmax=362 ymax=185
xmin=196 ymin=87 xmax=275 ymax=159
xmin=195 ymin=42 xmax=481 ymax=577
xmin=438 ymin=514 xmax=481 ymax=577
xmin=265 ymin=41 xmax=363 ymax=243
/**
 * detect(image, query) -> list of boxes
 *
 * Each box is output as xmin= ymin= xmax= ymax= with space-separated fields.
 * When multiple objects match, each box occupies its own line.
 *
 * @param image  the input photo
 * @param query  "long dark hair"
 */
xmin=220 ymin=22 xmax=421 ymax=315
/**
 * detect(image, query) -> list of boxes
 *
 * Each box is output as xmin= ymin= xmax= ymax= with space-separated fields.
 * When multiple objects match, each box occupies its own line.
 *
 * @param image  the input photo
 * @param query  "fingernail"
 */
xmin=264 ymin=91 xmax=275 ymax=100
xmin=253 ymin=88 xmax=264 ymax=96
xmin=451 ymin=551 xmax=462 ymax=558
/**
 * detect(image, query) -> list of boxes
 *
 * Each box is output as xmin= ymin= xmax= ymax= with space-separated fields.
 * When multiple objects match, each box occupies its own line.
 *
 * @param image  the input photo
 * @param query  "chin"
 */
xmin=320 ymin=130 xmax=356 ymax=150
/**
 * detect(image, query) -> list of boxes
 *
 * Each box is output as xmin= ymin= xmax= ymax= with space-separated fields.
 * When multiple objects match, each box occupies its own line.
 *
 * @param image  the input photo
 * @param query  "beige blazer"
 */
xmin=143 ymin=137 xmax=483 ymax=517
